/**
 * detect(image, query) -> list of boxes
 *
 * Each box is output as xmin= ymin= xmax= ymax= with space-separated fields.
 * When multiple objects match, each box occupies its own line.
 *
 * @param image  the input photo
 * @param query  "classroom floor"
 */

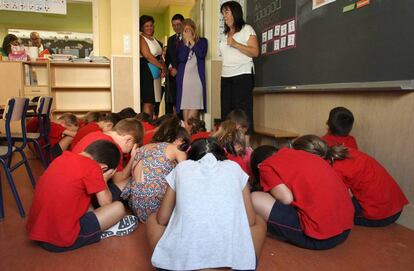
xmin=1 ymin=156 xmax=414 ymax=271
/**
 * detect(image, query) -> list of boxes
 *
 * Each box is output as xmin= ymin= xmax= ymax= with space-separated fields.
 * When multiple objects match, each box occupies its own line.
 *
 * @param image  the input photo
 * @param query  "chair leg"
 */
xmin=44 ymin=144 xmax=51 ymax=167
xmin=33 ymin=140 xmax=47 ymax=169
xmin=0 ymin=174 xmax=4 ymax=221
xmin=7 ymin=154 xmax=13 ymax=168
xmin=20 ymin=151 xmax=36 ymax=188
xmin=0 ymin=160 xmax=25 ymax=218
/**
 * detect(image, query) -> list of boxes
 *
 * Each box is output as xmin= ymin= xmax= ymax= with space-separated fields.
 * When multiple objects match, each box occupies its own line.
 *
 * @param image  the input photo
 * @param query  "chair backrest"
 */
xmin=1 ymin=97 xmax=29 ymax=157
xmin=36 ymin=96 xmax=53 ymax=139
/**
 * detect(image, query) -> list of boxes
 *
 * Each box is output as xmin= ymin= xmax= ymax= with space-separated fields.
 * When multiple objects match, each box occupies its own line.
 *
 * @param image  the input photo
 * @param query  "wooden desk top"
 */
xmin=254 ymin=126 xmax=299 ymax=139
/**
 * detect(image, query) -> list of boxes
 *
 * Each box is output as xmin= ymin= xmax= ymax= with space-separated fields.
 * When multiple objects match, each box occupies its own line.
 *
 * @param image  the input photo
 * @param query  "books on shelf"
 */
xmin=51 ymin=54 xmax=77 ymax=62
xmin=24 ymin=64 xmax=38 ymax=86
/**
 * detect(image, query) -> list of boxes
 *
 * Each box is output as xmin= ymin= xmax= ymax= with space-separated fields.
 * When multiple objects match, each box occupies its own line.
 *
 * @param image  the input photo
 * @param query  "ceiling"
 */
xmin=140 ymin=0 xmax=195 ymax=13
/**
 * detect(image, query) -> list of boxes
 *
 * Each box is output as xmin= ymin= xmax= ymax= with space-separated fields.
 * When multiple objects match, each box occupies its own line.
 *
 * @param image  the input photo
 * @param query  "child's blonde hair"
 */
xmin=212 ymin=120 xmax=246 ymax=156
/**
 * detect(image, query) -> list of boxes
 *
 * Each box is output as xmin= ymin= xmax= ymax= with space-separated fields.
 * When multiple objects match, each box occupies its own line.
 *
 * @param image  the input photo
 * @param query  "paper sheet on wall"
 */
xmin=312 ymin=0 xmax=336 ymax=10
xmin=0 ymin=0 xmax=66 ymax=15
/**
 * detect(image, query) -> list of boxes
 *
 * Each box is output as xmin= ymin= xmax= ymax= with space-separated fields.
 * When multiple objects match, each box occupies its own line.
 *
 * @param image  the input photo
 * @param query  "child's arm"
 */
xmin=112 ymin=144 xmax=139 ymax=186
xmin=242 ymin=185 xmax=256 ymax=226
xmin=62 ymin=129 xmax=77 ymax=137
xmin=95 ymin=169 xmax=116 ymax=206
xmin=157 ymin=186 xmax=176 ymax=225
xmin=269 ymin=184 xmax=293 ymax=205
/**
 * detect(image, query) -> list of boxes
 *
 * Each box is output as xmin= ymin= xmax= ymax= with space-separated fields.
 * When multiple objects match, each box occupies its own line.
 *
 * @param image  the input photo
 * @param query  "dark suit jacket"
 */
xmin=165 ymin=34 xmax=180 ymax=69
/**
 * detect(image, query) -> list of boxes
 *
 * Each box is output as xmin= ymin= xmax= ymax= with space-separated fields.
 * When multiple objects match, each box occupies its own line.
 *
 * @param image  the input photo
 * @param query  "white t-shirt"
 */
xmin=151 ymin=153 xmax=256 ymax=271
xmin=219 ymin=24 xmax=256 ymax=77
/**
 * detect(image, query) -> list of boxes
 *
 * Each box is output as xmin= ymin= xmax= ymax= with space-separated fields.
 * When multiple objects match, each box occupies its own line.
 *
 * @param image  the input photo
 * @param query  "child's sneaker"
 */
xmin=101 ymin=215 xmax=139 ymax=239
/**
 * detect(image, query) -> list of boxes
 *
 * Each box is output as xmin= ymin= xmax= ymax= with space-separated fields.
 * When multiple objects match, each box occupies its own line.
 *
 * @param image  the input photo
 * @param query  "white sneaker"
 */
xmin=101 ymin=215 xmax=139 ymax=239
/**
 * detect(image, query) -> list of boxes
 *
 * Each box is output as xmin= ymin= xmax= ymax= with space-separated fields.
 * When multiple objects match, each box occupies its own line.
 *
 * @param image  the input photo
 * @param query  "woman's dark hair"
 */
xmin=151 ymin=117 xmax=187 ymax=144
xmin=250 ymin=145 xmax=278 ymax=191
xmin=2 ymin=34 xmax=18 ymax=55
xmin=327 ymin=107 xmax=355 ymax=136
xmin=220 ymin=1 xmax=246 ymax=34
xmin=187 ymin=117 xmax=206 ymax=135
xmin=292 ymin=135 xmax=348 ymax=164
xmin=140 ymin=15 xmax=155 ymax=32
xmin=84 ymin=140 xmax=121 ymax=170
xmin=187 ymin=138 xmax=227 ymax=161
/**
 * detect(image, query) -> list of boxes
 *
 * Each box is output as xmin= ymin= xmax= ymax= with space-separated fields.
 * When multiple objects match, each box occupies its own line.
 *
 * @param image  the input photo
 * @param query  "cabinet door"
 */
xmin=0 ymin=62 xmax=23 ymax=104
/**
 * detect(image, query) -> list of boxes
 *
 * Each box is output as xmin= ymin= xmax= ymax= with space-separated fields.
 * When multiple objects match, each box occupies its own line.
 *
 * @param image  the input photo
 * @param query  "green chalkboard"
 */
xmin=246 ymin=0 xmax=414 ymax=90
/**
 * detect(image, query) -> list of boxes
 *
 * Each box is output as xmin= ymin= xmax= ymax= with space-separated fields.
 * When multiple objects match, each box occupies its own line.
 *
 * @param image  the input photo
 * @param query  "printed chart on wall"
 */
xmin=0 ymin=0 xmax=67 ymax=15
xmin=246 ymin=0 xmax=297 ymax=87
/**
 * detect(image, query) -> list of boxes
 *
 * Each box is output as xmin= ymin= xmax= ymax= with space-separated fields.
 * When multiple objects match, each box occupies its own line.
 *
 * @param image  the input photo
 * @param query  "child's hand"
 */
xmin=130 ymin=143 xmax=138 ymax=158
xmin=103 ymin=169 xmax=116 ymax=182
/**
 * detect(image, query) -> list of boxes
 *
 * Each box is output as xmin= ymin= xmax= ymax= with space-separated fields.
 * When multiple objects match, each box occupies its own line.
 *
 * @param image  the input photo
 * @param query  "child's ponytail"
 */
xmin=292 ymin=135 xmax=348 ymax=164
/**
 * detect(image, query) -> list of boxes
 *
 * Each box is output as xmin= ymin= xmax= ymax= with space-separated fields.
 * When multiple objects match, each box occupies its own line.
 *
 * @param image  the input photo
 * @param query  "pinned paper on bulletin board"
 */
xmin=313 ymin=0 xmax=336 ymax=10
xmin=0 ymin=0 xmax=66 ymax=15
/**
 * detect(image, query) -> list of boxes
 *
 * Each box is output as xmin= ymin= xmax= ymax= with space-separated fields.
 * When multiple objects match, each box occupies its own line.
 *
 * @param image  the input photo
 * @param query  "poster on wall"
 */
xmin=0 ymin=0 xmax=67 ymax=15
xmin=312 ymin=0 xmax=336 ymax=10
xmin=217 ymin=0 xmax=245 ymax=58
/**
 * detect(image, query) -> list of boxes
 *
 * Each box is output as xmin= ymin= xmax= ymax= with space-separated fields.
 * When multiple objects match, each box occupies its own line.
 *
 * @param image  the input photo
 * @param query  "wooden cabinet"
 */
xmin=0 ymin=62 xmax=23 ymax=104
xmin=0 ymin=61 xmax=112 ymax=116
xmin=49 ymin=62 xmax=112 ymax=114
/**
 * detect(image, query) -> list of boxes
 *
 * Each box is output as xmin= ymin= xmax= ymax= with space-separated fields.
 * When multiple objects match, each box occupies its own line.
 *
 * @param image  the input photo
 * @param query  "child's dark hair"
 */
xmin=152 ymin=113 xmax=174 ymax=127
xmin=226 ymin=109 xmax=249 ymax=131
xmin=58 ymin=113 xmax=78 ymax=127
xmin=117 ymin=107 xmax=137 ymax=119
xmin=187 ymin=138 xmax=227 ymax=161
xmin=292 ymin=135 xmax=348 ymax=164
xmin=187 ymin=117 xmax=206 ymax=135
xmin=152 ymin=117 xmax=190 ymax=147
xmin=83 ymin=111 xmax=103 ymax=124
xmin=327 ymin=107 xmax=355 ymax=136
xmin=136 ymin=112 xmax=154 ymax=124
xmin=103 ymin=113 xmax=122 ymax=127
xmin=84 ymin=140 xmax=121 ymax=170
xmin=213 ymin=120 xmax=246 ymax=156
xmin=250 ymin=145 xmax=278 ymax=191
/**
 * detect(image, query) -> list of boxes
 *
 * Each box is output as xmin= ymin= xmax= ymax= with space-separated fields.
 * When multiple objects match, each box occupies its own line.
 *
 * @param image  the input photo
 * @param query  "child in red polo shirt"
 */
xmin=186 ymin=117 xmax=210 ymax=142
xmin=212 ymin=120 xmax=251 ymax=175
xmin=48 ymin=113 xmax=79 ymax=159
xmin=71 ymin=113 xmax=121 ymax=151
xmin=299 ymin=136 xmax=408 ymax=227
xmin=27 ymin=140 xmax=138 ymax=252
xmin=250 ymin=136 xmax=354 ymax=250
xmin=72 ymin=118 xmax=144 ymax=201
xmin=322 ymin=107 xmax=358 ymax=149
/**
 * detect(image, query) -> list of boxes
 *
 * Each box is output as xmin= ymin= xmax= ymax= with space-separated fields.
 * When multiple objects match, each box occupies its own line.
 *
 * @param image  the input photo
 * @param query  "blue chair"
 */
xmin=12 ymin=96 xmax=53 ymax=168
xmin=0 ymin=97 xmax=36 ymax=220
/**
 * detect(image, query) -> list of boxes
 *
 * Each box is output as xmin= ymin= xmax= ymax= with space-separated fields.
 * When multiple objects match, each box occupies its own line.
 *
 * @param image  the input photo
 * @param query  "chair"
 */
xmin=13 ymin=97 xmax=53 ymax=168
xmin=0 ymin=97 xmax=36 ymax=220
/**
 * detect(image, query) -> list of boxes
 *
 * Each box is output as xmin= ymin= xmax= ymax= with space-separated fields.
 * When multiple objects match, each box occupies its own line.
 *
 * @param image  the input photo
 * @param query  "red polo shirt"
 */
xmin=260 ymin=148 xmax=354 ymax=239
xmin=26 ymin=151 xmax=106 ymax=247
xmin=333 ymin=148 xmax=408 ymax=220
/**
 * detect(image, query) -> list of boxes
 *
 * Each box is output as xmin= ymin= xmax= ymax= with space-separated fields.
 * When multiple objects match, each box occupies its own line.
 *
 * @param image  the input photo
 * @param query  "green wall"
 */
xmin=0 ymin=3 xmax=92 ymax=43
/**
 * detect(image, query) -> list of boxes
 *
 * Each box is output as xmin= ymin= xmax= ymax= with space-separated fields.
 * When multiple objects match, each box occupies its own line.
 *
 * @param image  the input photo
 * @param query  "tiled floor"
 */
xmin=1 ymin=156 xmax=414 ymax=271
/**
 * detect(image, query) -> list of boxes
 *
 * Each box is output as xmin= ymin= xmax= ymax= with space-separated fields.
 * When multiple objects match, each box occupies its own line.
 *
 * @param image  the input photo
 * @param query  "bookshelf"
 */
xmin=0 ymin=61 xmax=112 ymax=117
xmin=50 ymin=62 xmax=111 ymax=115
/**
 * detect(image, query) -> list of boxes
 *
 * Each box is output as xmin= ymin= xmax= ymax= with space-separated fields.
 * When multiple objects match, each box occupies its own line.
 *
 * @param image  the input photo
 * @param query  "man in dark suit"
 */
xmin=165 ymin=14 xmax=184 ymax=115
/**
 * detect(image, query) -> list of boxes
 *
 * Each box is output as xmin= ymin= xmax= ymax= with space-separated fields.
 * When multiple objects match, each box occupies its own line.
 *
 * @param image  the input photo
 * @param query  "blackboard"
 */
xmin=246 ymin=0 xmax=414 ymax=90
